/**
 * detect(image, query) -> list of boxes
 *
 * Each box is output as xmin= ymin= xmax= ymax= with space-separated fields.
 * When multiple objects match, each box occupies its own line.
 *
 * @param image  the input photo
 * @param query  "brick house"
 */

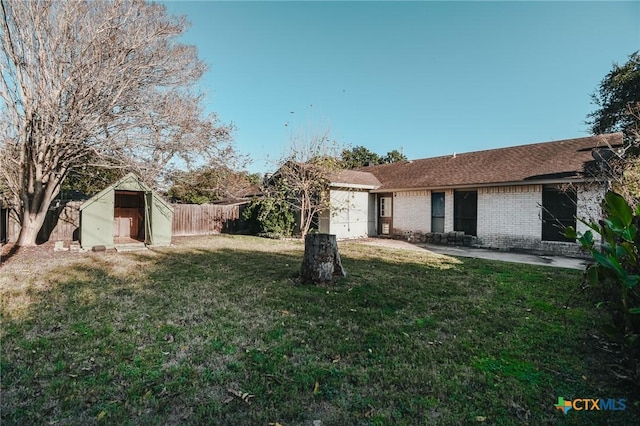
xmin=321 ymin=133 xmax=622 ymax=256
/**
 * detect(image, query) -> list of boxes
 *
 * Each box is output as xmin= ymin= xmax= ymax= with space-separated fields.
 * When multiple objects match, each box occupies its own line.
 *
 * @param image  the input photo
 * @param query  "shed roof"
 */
xmin=364 ymin=133 xmax=623 ymax=191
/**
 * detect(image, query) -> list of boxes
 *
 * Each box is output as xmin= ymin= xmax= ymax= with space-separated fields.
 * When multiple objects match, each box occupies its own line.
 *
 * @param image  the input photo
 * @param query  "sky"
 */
xmin=162 ymin=1 xmax=640 ymax=174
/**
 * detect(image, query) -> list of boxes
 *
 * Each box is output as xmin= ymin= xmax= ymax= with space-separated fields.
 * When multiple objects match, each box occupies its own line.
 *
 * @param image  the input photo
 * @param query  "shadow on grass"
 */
xmin=0 ymin=243 xmax=20 ymax=265
xmin=1 ymin=240 xmax=637 ymax=425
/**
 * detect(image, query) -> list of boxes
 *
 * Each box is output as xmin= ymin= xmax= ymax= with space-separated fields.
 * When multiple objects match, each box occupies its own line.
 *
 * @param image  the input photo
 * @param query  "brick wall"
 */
xmin=576 ymin=183 xmax=605 ymax=235
xmin=473 ymin=183 xmax=600 ymax=256
xmin=476 ymin=185 xmax=541 ymax=248
xmin=392 ymin=190 xmax=430 ymax=233
xmin=387 ymin=183 xmax=601 ymax=257
xmin=392 ymin=189 xmax=455 ymax=234
xmin=444 ymin=189 xmax=454 ymax=232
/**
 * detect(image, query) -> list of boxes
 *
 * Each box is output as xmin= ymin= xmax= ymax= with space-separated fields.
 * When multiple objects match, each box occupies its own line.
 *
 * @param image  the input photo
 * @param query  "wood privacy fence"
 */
xmin=4 ymin=201 xmax=82 ymax=244
xmin=3 ymin=202 xmax=247 ymax=243
xmin=171 ymin=203 xmax=247 ymax=236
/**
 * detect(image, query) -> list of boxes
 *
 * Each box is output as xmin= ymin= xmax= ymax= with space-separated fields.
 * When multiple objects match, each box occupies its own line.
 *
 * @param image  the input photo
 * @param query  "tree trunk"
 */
xmin=15 ymin=176 xmax=60 ymax=246
xmin=16 ymin=210 xmax=48 ymax=246
xmin=300 ymin=233 xmax=346 ymax=284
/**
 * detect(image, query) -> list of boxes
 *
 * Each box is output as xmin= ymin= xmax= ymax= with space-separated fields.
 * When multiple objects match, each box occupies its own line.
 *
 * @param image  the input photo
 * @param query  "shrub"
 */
xmin=566 ymin=191 xmax=640 ymax=362
xmin=242 ymin=197 xmax=295 ymax=238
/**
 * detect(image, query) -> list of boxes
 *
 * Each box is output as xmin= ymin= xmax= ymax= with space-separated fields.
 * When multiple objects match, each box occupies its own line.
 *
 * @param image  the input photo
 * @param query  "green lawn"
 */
xmin=1 ymin=235 xmax=637 ymax=425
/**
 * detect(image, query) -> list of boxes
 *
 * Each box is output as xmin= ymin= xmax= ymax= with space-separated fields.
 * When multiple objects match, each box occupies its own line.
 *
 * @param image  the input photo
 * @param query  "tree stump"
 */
xmin=300 ymin=233 xmax=346 ymax=284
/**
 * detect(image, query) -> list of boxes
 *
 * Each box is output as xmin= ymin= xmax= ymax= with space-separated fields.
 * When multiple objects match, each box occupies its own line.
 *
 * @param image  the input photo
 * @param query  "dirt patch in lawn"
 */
xmin=1 ymin=241 xmax=62 ymax=267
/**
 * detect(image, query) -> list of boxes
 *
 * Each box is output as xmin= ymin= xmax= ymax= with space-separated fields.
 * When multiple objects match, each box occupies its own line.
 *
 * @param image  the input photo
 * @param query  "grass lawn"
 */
xmin=1 ymin=235 xmax=637 ymax=425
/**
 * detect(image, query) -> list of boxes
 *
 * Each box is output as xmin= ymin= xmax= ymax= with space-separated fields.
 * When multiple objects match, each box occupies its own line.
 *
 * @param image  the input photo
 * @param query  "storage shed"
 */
xmin=79 ymin=173 xmax=173 ymax=249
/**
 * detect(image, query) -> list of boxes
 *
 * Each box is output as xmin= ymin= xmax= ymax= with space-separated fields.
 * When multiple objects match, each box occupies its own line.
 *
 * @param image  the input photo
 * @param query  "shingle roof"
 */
xmin=364 ymin=133 xmax=623 ymax=191
xmin=269 ymin=161 xmax=381 ymax=189
xmin=327 ymin=169 xmax=381 ymax=189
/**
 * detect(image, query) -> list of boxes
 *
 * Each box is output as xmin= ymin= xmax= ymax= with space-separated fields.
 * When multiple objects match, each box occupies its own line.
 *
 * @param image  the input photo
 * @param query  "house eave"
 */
xmin=369 ymin=177 xmax=602 ymax=193
xmin=330 ymin=182 xmax=381 ymax=190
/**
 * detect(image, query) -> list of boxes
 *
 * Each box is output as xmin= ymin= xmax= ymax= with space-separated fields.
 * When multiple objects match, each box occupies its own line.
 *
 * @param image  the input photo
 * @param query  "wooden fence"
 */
xmin=171 ymin=203 xmax=247 ymax=236
xmin=5 ymin=201 xmax=82 ymax=244
xmin=42 ymin=201 xmax=82 ymax=242
xmin=2 ymin=202 xmax=247 ymax=244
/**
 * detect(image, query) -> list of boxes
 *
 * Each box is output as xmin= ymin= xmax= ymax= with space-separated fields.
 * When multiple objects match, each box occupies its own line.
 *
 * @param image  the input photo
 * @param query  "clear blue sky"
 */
xmin=162 ymin=1 xmax=640 ymax=174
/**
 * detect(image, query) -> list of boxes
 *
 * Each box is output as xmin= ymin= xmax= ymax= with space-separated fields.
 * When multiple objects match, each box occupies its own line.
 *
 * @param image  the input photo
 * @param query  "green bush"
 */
xmin=242 ymin=197 xmax=295 ymax=238
xmin=566 ymin=191 xmax=640 ymax=359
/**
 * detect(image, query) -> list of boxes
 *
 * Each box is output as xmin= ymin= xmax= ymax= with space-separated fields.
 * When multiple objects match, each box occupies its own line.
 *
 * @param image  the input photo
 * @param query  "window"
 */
xmin=431 ymin=192 xmax=445 ymax=233
xmin=380 ymin=197 xmax=392 ymax=218
xmin=542 ymin=186 xmax=576 ymax=242
xmin=454 ymin=190 xmax=477 ymax=236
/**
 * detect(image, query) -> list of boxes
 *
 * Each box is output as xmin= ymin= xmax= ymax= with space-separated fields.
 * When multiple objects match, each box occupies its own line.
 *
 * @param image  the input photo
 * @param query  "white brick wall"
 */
xmin=474 ymin=183 xmax=602 ymax=254
xmin=381 ymin=182 xmax=603 ymax=256
xmin=392 ymin=191 xmax=430 ymax=233
xmin=390 ymin=189 xmax=455 ymax=233
xmin=477 ymin=185 xmax=542 ymax=245
xmin=576 ymin=183 xmax=605 ymax=235
xmin=444 ymin=189 xmax=454 ymax=232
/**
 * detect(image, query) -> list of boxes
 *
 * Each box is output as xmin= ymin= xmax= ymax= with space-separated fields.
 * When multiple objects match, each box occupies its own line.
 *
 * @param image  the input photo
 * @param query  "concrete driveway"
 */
xmin=353 ymin=238 xmax=591 ymax=270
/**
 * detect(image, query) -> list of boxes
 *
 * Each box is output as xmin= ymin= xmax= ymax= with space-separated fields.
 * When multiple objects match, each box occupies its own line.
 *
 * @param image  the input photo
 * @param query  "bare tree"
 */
xmin=0 ymin=0 xmax=235 ymax=246
xmin=269 ymin=130 xmax=341 ymax=239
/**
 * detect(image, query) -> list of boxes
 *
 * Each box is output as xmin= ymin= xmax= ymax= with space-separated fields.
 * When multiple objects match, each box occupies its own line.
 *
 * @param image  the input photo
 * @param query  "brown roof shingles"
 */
xmin=364 ymin=133 xmax=623 ymax=191
xmin=327 ymin=169 xmax=381 ymax=188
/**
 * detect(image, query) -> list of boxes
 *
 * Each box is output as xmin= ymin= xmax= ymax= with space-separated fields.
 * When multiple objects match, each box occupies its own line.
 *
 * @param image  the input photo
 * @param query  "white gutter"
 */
xmin=330 ymin=182 xmax=381 ymax=190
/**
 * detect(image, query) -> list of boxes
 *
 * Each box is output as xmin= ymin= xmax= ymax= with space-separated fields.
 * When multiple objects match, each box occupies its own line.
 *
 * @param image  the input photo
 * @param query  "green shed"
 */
xmin=79 ymin=173 xmax=173 ymax=250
